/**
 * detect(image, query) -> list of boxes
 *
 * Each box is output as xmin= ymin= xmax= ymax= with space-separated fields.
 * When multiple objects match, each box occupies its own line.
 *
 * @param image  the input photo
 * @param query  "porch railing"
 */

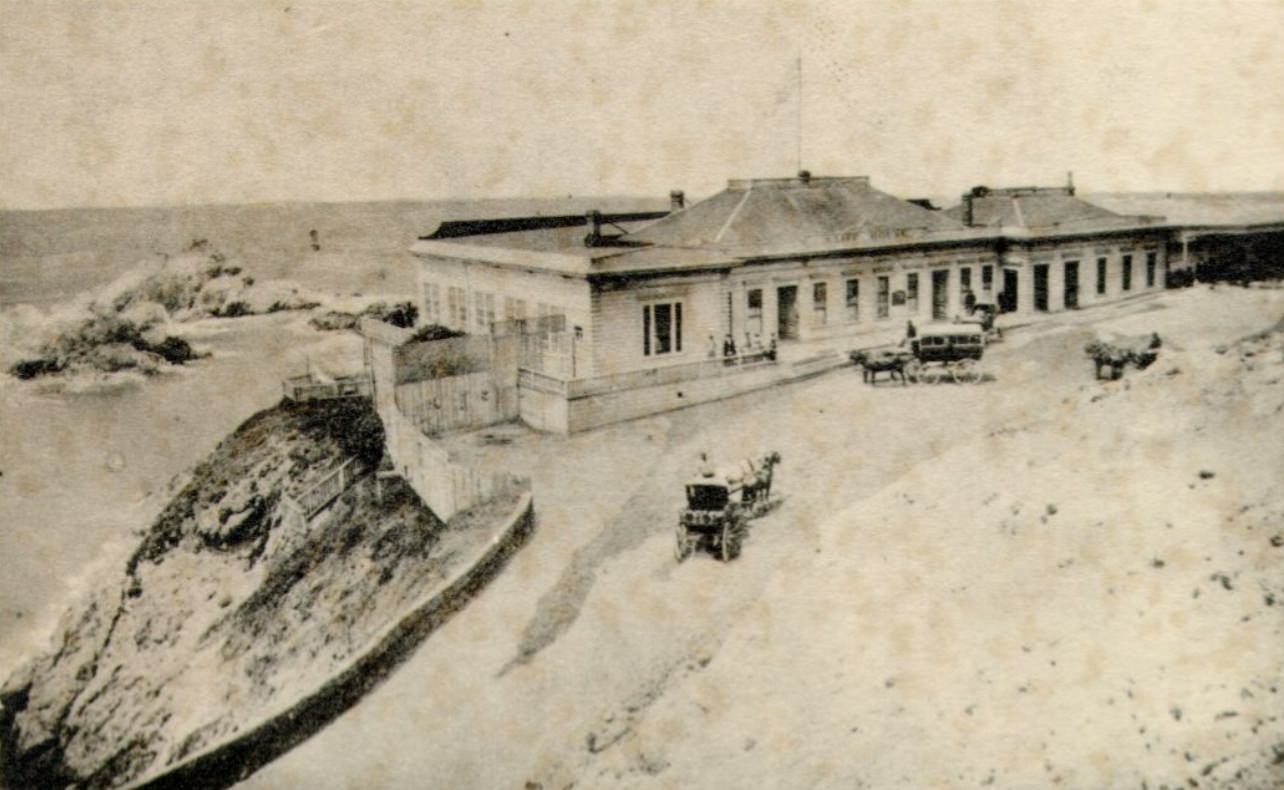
xmin=282 ymin=374 xmax=373 ymax=402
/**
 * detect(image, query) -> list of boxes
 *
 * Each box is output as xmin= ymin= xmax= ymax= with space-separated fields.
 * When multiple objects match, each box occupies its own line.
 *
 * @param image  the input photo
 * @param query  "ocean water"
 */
xmin=0 ymin=314 xmax=363 ymax=677
xmin=0 ymin=196 xmax=660 ymax=677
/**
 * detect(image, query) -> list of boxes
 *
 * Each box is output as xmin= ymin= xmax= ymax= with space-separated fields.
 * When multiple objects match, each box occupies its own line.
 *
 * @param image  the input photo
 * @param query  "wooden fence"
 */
xmin=393 ymin=372 xmax=505 ymax=437
xmin=379 ymin=402 xmax=526 ymax=520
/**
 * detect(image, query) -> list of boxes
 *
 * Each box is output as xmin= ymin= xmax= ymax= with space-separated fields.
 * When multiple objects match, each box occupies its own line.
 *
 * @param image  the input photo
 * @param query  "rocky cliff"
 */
xmin=0 ymin=397 xmax=502 ymax=788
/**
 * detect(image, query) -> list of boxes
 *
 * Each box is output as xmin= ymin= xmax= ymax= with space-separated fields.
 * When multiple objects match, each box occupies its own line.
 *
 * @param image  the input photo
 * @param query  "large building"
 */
xmin=942 ymin=184 xmax=1170 ymax=314
xmin=390 ymin=172 xmax=1281 ymax=434
xmin=411 ymin=173 xmax=1018 ymax=380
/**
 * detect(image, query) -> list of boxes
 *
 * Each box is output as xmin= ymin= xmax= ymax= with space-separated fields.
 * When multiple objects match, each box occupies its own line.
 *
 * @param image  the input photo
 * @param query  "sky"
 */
xmin=1 ymin=0 xmax=1282 ymax=210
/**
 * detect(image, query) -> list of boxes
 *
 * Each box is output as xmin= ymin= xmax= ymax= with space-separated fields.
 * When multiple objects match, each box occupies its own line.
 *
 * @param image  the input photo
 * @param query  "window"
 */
xmin=447 ymin=286 xmax=467 ymax=328
xmin=1096 ymin=258 xmax=1107 ymax=295
xmin=877 ymin=276 xmax=890 ymax=319
xmin=981 ymin=265 xmax=993 ymax=293
xmin=845 ymin=279 xmax=860 ymax=321
xmin=1146 ymin=252 xmax=1157 ymax=287
xmin=422 ymin=283 xmax=441 ymax=324
xmin=960 ymin=266 xmax=974 ymax=308
xmin=812 ymin=282 xmax=828 ymax=326
xmin=474 ymin=291 xmax=495 ymax=332
xmin=643 ymin=302 xmax=683 ymax=356
xmin=906 ymin=273 xmax=919 ymax=312
xmin=746 ymin=289 xmax=763 ymax=337
xmin=504 ymin=296 xmax=527 ymax=323
xmin=1122 ymin=254 xmax=1133 ymax=291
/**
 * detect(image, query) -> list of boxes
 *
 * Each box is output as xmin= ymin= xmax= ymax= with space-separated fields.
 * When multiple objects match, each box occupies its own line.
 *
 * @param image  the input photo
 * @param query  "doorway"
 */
xmin=1033 ymin=264 xmax=1049 ymax=312
xmin=999 ymin=269 xmax=1019 ymax=313
xmin=776 ymin=285 xmax=799 ymax=340
xmin=931 ymin=270 xmax=949 ymax=320
xmin=1064 ymin=261 xmax=1080 ymax=309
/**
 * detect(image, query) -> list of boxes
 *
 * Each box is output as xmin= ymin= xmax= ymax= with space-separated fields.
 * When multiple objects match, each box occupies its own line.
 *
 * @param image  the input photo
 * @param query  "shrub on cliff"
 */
xmin=407 ymin=323 xmax=465 ymax=342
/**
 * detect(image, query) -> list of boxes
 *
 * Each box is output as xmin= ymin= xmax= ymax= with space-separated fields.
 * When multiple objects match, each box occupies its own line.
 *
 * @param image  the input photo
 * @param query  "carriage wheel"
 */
xmin=921 ymin=364 xmax=943 ymax=385
xmin=951 ymin=359 xmax=982 ymax=384
xmin=674 ymin=523 xmax=692 ymax=562
xmin=720 ymin=519 xmax=740 ymax=562
xmin=903 ymin=358 xmax=923 ymax=384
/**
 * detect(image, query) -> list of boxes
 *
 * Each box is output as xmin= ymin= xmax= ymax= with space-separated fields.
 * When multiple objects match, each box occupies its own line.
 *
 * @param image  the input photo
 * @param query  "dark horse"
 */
xmin=850 ymin=349 xmax=912 ymax=385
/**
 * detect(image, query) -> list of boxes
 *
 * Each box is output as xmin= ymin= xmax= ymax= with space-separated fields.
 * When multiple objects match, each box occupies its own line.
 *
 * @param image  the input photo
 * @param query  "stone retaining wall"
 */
xmin=125 ymin=491 xmax=535 ymax=790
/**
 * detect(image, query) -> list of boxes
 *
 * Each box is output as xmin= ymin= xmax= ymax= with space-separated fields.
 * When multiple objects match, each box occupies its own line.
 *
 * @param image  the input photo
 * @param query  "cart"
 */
xmin=675 ymin=452 xmax=781 ymax=562
xmin=905 ymin=324 xmax=987 ymax=384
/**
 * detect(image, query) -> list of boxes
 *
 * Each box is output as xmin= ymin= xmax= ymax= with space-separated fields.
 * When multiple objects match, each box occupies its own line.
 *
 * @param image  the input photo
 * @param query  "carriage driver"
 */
xmin=901 ymin=320 xmax=919 ymax=355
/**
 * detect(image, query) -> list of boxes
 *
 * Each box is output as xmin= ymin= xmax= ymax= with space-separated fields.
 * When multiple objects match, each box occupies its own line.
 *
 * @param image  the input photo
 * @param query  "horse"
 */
xmin=738 ymin=451 xmax=782 ymax=513
xmin=850 ymin=349 xmax=912 ymax=385
xmin=1085 ymin=340 xmax=1131 ymax=380
xmin=1085 ymin=333 xmax=1162 ymax=380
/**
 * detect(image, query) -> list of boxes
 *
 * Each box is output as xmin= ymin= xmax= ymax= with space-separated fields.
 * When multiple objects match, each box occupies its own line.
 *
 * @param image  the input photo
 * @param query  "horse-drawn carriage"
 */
xmin=850 ymin=324 xmax=988 ymax=385
xmin=675 ymin=452 xmax=781 ymax=562
xmin=1085 ymin=332 xmax=1162 ymax=380
xmin=954 ymin=302 xmax=1003 ymax=343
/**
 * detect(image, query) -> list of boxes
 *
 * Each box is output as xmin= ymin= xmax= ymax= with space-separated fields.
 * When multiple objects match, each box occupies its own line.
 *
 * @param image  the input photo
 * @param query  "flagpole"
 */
xmin=796 ymin=53 xmax=803 ymax=173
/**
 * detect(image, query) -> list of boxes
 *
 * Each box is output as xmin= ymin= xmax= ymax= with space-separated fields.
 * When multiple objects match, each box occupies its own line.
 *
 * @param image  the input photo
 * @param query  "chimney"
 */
xmin=583 ymin=210 xmax=603 ymax=247
xmin=797 ymin=169 xmax=812 ymax=185
xmin=669 ymin=190 xmax=685 ymax=212
xmin=963 ymin=185 xmax=990 ymax=226
xmin=1066 ymin=170 xmax=1075 ymax=196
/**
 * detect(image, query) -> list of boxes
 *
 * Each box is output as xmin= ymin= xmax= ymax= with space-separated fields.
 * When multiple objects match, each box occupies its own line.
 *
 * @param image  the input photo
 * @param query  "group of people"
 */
xmin=707 ymin=333 xmax=779 ymax=363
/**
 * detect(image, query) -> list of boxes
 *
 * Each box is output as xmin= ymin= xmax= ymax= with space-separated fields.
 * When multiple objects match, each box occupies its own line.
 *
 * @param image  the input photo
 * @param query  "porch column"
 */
xmin=1049 ymin=261 xmax=1066 ymax=312
xmin=1018 ymin=265 xmax=1036 ymax=314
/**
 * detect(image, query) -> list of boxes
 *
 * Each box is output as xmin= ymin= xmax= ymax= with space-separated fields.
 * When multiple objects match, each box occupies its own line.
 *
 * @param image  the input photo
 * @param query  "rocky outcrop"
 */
xmin=6 ymin=243 xmax=323 ymax=381
xmin=0 ymin=397 xmax=510 ymax=788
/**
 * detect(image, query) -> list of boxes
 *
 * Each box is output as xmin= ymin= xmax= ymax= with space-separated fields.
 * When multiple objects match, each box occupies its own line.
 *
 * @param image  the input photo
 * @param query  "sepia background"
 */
xmin=2 ymin=2 xmax=1282 ymax=789
xmin=2 ymin=0 xmax=1283 ymax=211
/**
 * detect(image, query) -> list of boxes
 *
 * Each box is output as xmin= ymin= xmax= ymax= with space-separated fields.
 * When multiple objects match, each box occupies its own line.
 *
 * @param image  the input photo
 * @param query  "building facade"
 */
xmin=412 ymin=175 xmax=1012 ymax=380
xmin=943 ymin=185 xmax=1170 ymax=314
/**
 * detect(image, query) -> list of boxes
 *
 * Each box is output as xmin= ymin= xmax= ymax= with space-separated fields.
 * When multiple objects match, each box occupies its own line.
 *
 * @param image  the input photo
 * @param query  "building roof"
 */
xmin=626 ymin=175 xmax=966 ymax=249
xmin=942 ymin=186 xmax=1166 ymax=236
xmin=422 ymin=217 xmax=656 ymax=253
xmin=412 ymin=174 xmax=998 ymax=278
xmin=1083 ymin=192 xmax=1284 ymax=228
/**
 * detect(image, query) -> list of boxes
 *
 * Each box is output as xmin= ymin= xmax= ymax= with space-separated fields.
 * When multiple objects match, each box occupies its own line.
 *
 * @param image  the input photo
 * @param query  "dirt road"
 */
xmin=248 ymin=287 xmax=1284 ymax=789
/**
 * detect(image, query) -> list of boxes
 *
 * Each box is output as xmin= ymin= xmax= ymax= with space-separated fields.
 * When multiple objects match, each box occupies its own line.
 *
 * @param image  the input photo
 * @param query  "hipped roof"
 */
xmin=626 ymin=176 xmax=966 ymax=248
xmin=943 ymin=187 xmax=1165 ymax=234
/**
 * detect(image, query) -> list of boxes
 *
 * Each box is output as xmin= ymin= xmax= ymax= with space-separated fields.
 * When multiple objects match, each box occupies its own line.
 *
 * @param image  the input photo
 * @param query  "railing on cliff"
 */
xmin=281 ymin=457 xmax=365 ymax=521
xmin=282 ymin=374 xmax=373 ymax=403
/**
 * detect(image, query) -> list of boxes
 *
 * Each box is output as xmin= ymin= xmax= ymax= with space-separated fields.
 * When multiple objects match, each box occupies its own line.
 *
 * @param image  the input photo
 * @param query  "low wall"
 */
xmin=566 ymin=362 xmax=783 ymax=433
xmin=127 ymin=491 xmax=535 ymax=790
xmin=517 ymin=369 xmax=570 ymax=433
xmin=517 ymin=350 xmax=849 ymax=435
xmin=380 ymin=403 xmax=519 ymax=520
